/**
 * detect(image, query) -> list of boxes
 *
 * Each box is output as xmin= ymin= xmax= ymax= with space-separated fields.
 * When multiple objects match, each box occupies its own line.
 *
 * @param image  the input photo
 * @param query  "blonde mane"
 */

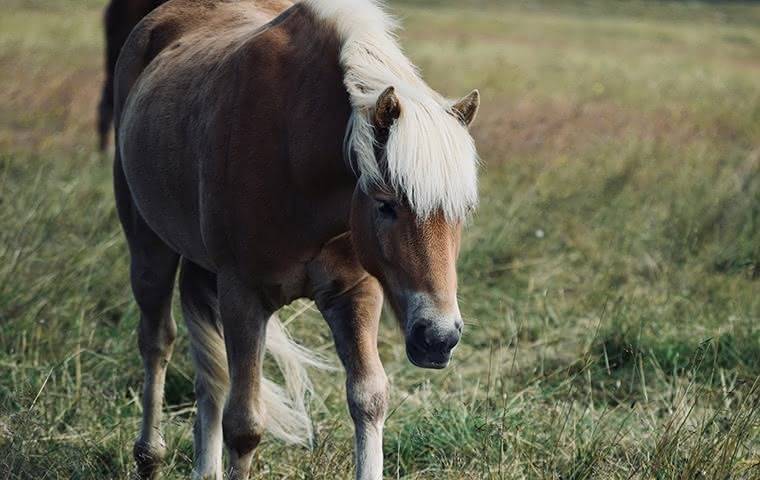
xmin=301 ymin=0 xmax=479 ymax=221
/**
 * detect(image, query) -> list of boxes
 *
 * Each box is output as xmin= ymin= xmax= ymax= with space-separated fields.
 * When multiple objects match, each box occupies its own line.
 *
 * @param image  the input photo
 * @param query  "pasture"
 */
xmin=1 ymin=0 xmax=759 ymax=478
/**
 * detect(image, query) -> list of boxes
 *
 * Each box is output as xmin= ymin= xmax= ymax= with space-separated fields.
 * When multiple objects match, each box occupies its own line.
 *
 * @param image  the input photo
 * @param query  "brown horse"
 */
xmin=113 ymin=0 xmax=480 ymax=478
xmin=98 ymin=0 xmax=167 ymax=150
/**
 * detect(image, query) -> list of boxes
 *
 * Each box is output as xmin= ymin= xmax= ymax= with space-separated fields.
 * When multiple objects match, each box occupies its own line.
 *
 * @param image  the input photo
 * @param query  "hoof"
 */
xmin=133 ymin=439 xmax=166 ymax=479
xmin=222 ymin=410 xmax=264 ymax=457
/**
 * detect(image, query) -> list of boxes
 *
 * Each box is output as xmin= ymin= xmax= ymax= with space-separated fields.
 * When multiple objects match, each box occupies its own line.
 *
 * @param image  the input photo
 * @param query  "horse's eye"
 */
xmin=376 ymin=200 xmax=397 ymax=219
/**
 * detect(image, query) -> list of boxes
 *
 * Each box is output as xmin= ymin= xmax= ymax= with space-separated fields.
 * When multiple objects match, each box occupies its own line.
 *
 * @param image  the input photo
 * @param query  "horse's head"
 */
xmin=350 ymin=86 xmax=480 ymax=369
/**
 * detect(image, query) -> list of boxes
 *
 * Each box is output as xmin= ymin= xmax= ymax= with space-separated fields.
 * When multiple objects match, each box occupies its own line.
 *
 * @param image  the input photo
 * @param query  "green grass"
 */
xmin=1 ymin=0 xmax=760 ymax=478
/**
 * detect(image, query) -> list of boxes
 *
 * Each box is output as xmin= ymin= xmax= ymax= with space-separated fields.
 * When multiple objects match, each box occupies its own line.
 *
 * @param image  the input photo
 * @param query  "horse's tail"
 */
xmin=181 ymin=273 xmax=329 ymax=445
xmin=261 ymin=315 xmax=331 ymax=443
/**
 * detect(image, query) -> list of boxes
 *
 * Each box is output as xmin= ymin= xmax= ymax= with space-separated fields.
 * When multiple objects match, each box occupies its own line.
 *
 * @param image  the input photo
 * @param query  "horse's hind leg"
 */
xmin=217 ymin=271 xmax=272 ymax=480
xmin=115 ymin=157 xmax=180 ymax=479
xmin=131 ymin=248 xmax=179 ymax=479
xmin=179 ymin=259 xmax=227 ymax=480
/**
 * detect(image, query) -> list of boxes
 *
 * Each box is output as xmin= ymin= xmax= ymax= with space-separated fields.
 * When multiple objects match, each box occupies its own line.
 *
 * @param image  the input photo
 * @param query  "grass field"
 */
xmin=1 ymin=0 xmax=759 ymax=478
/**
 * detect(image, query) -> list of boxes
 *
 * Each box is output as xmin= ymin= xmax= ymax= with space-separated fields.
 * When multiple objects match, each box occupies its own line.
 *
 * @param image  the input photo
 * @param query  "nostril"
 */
xmin=410 ymin=320 xmax=461 ymax=354
xmin=454 ymin=319 xmax=463 ymax=333
xmin=426 ymin=330 xmax=460 ymax=354
xmin=411 ymin=323 xmax=429 ymax=348
xmin=444 ymin=330 xmax=460 ymax=350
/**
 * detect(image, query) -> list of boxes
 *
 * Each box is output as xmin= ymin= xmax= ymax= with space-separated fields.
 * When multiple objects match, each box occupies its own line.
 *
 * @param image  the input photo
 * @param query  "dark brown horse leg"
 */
xmin=179 ymin=259 xmax=226 ymax=480
xmin=97 ymin=78 xmax=113 ymax=151
xmin=217 ymin=270 xmax=272 ymax=480
xmin=308 ymin=236 xmax=388 ymax=480
xmin=98 ymin=0 xmax=120 ymax=151
xmin=115 ymin=156 xmax=180 ymax=479
xmin=99 ymin=0 xmax=147 ymax=151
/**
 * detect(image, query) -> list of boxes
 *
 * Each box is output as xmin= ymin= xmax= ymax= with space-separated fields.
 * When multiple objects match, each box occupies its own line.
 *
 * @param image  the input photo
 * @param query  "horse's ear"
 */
xmin=374 ymin=86 xmax=401 ymax=129
xmin=451 ymin=89 xmax=480 ymax=127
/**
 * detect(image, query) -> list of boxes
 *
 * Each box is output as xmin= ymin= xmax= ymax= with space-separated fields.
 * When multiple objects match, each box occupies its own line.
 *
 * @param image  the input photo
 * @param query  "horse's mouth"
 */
xmin=405 ymin=342 xmax=452 ymax=369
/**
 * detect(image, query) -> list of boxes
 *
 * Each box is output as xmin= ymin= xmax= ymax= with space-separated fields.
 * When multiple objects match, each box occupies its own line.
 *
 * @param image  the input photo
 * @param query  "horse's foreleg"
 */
xmin=342 ymin=288 xmax=388 ymax=480
xmin=309 ymin=239 xmax=388 ymax=480
xmin=321 ymin=277 xmax=387 ymax=480
xmin=217 ymin=271 xmax=271 ymax=480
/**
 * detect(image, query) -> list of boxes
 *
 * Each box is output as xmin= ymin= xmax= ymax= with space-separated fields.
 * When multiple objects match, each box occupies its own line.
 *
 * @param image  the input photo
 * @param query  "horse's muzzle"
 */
xmin=405 ymin=317 xmax=462 ymax=369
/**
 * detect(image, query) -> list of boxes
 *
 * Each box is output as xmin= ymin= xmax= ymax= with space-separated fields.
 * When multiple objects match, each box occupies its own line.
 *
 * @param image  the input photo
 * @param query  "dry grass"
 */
xmin=1 ymin=1 xmax=759 ymax=478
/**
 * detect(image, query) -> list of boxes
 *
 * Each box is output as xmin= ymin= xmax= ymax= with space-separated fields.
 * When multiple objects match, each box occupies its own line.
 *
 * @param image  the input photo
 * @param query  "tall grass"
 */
xmin=1 ymin=0 xmax=759 ymax=478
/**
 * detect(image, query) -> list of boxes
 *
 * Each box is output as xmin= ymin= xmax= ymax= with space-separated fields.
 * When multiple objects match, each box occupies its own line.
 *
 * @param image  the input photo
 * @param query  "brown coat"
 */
xmin=115 ymin=0 xmax=353 ymax=303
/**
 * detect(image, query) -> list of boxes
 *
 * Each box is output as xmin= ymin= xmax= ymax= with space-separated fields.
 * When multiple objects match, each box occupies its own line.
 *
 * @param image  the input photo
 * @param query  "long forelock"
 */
xmin=302 ymin=0 xmax=479 ymax=221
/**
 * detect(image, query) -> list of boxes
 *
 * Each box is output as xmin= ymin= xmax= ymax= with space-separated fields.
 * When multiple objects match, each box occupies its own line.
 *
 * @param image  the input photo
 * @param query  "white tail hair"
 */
xmin=184 ymin=288 xmax=330 ymax=446
xmin=301 ymin=0 xmax=479 ymax=221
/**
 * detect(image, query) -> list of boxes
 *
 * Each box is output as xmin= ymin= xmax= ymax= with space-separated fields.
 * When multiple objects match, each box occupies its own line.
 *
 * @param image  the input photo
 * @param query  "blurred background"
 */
xmin=1 ymin=0 xmax=759 ymax=478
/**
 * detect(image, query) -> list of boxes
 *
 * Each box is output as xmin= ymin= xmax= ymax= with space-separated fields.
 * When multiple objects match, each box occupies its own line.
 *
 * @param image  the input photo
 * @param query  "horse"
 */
xmin=113 ymin=0 xmax=481 ymax=478
xmin=98 ymin=0 xmax=167 ymax=151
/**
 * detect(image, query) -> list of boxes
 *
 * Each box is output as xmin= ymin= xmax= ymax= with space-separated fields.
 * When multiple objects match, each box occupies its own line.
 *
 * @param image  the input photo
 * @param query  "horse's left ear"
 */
xmin=374 ymin=86 xmax=401 ymax=129
xmin=451 ymin=89 xmax=480 ymax=127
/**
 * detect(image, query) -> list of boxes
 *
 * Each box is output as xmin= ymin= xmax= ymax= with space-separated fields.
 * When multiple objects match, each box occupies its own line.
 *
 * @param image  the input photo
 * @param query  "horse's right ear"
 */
xmin=374 ymin=86 xmax=401 ymax=129
xmin=451 ymin=89 xmax=480 ymax=127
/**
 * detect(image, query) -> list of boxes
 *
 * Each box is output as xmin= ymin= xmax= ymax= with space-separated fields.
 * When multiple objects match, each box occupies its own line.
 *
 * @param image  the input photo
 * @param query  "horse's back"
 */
xmin=114 ymin=0 xmax=292 ymax=121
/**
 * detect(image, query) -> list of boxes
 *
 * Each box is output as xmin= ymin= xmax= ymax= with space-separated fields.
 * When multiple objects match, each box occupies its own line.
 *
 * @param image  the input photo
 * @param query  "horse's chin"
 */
xmin=405 ymin=343 xmax=452 ymax=369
